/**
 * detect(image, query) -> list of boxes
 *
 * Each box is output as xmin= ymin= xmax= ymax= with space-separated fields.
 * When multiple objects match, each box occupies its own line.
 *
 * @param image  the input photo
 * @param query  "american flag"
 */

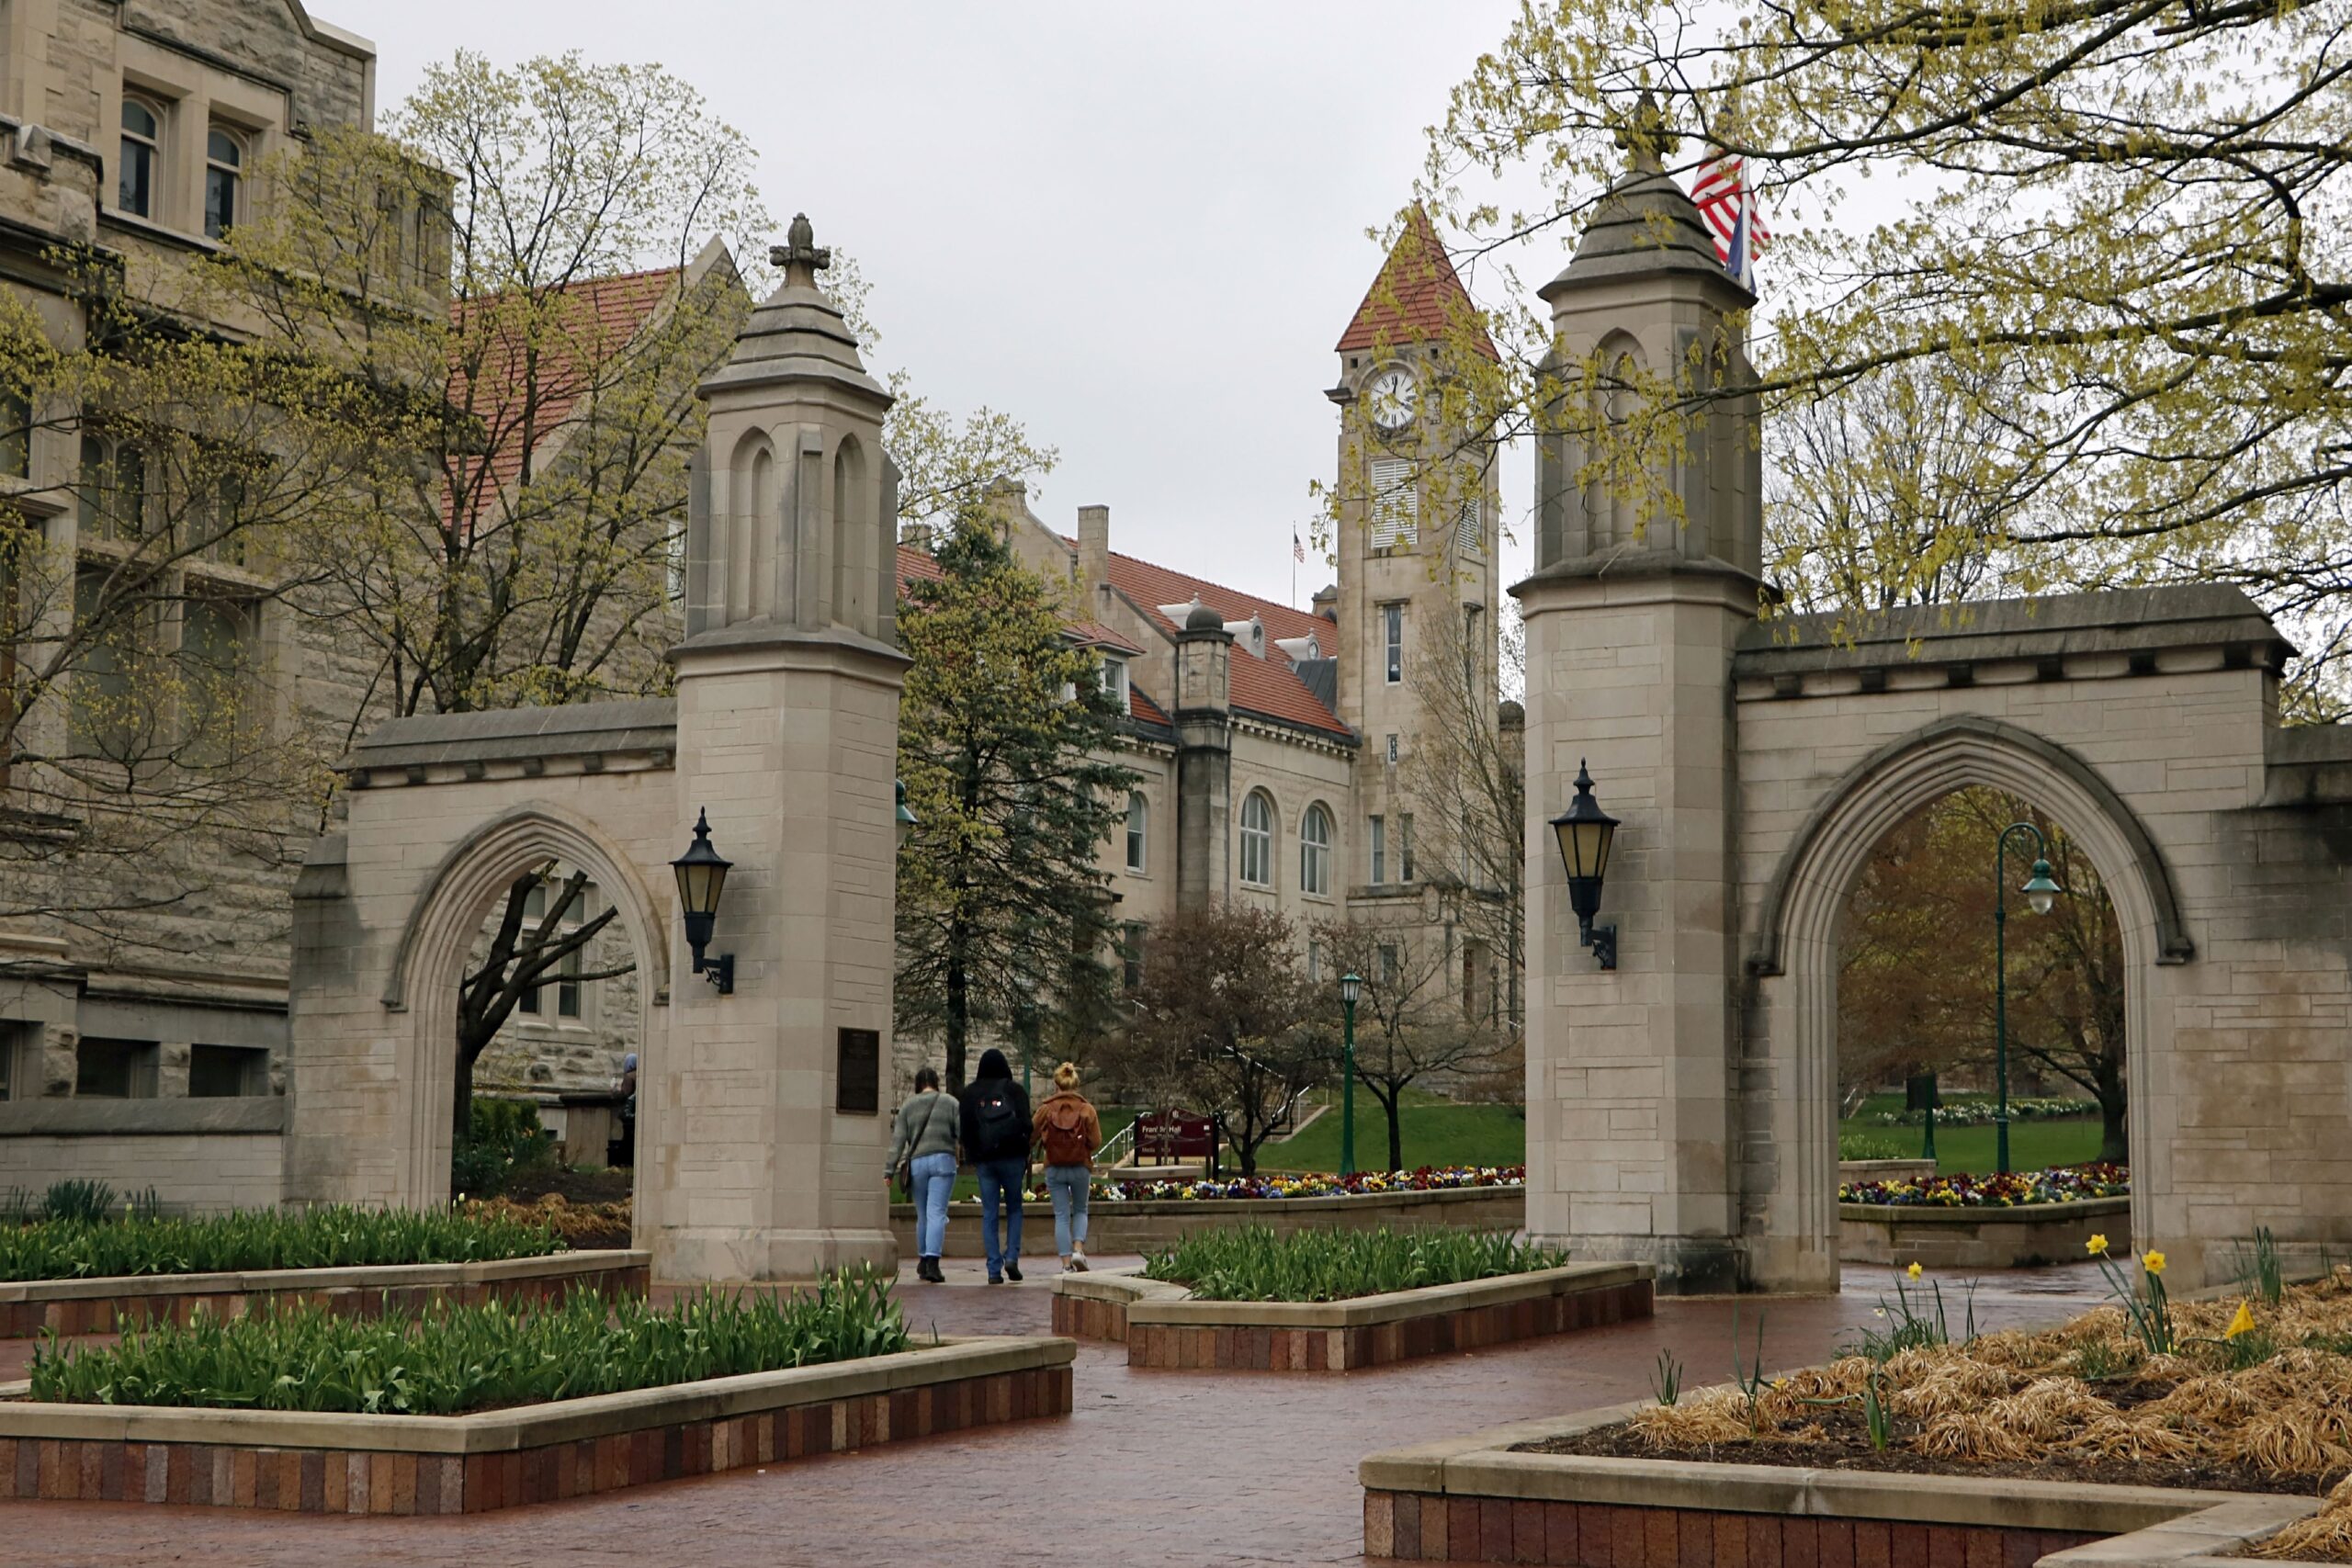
xmin=1294 ymin=530 xmax=1306 ymax=564
xmin=1690 ymin=146 xmax=1770 ymax=293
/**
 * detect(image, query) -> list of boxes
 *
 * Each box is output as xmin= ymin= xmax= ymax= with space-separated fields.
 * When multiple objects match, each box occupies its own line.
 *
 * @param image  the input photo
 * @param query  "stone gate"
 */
xmin=287 ymin=220 xmax=909 ymax=1282
xmin=1520 ymin=147 xmax=2352 ymax=1292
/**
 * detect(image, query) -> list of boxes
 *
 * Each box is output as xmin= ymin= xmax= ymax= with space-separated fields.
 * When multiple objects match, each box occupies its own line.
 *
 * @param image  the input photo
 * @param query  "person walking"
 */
xmin=958 ymin=1048 xmax=1030 ymax=1284
xmin=1033 ymin=1061 xmax=1102 ymax=1272
xmin=888 ymin=1067 xmax=959 ymax=1283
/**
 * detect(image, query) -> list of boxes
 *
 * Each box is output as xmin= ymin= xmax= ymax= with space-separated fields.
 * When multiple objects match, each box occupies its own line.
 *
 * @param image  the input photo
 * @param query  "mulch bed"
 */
xmin=1520 ymin=1403 xmax=2346 ymax=1499
xmin=499 ymin=1167 xmax=631 ymax=1205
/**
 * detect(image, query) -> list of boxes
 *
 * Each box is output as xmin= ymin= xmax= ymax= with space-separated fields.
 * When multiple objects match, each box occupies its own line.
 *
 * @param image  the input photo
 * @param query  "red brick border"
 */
xmin=1362 ymin=1489 xmax=2103 ymax=1566
xmin=0 ymin=1364 xmax=1071 ymax=1514
xmin=1055 ymin=1279 xmax=1653 ymax=1370
xmin=0 ymin=1259 xmax=648 ymax=1338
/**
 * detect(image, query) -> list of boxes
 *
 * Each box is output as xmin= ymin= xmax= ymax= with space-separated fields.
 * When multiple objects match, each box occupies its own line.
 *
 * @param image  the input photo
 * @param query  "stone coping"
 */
xmin=0 ymin=1096 xmax=285 ymax=1136
xmin=1358 ymin=1399 xmax=2276 ymax=1537
xmin=2041 ymin=1497 xmax=2321 ymax=1566
xmin=0 ymin=1248 xmax=644 ymax=1305
xmin=1836 ymin=1195 xmax=2130 ymax=1224
xmin=0 ymin=1335 xmax=1070 ymax=1454
xmin=1057 ymin=1261 xmax=1646 ymax=1329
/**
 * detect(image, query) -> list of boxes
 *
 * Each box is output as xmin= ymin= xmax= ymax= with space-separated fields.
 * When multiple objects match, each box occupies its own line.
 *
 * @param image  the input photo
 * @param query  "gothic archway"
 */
xmin=379 ymin=802 xmax=670 ymax=1213
xmin=1742 ymin=714 xmax=2188 ymax=1288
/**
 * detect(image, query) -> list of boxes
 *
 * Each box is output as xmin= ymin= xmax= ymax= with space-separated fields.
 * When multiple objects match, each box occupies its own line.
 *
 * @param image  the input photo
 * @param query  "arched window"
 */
xmin=119 ymin=99 xmax=159 ymax=218
xmin=204 ymin=127 xmax=243 ymax=240
xmin=1299 ymin=804 xmax=1332 ymax=896
xmin=832 ymin=435 xmax=866 ymax=631
xmin=1238 ymin=792 xmax=1274 ymax=888
xmin=1125 ymin=791 xmax=1148 ymax=873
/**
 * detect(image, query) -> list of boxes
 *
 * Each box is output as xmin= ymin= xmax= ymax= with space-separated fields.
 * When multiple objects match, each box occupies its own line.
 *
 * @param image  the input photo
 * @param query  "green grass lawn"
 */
xmin=1253 ymin=1091 xmax=1525 ymax=1175
xmin=1840 ymin=1114 xmax=2108 ymax=1176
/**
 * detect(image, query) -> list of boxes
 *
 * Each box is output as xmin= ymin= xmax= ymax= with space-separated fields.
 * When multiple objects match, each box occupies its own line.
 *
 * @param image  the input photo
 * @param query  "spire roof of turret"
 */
xmin=1541 ymin=102 xmax=1751 ymax=303
xmin=701 ymin=212 xmax=888 ymax=403
xmin=1335 ymin=206 xmax=1498 ymax=362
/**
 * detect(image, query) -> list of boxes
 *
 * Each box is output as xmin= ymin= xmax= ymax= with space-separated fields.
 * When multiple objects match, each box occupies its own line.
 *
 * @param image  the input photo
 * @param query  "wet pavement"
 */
xmin=12 ymin=1258 xmax=2113 ymax=1568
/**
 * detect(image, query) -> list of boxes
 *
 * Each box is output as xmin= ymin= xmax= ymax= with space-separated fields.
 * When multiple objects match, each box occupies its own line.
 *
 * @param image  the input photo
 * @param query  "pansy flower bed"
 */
xmin=1838 ymin=1161 xmax=2129 ymax=1207
xmin=1081 ymin=1165 xmax=1524 ymax=1204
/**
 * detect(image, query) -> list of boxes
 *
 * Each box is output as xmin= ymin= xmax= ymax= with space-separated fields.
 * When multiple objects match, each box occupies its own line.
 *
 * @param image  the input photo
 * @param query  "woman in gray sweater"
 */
xmin=888 ymin=1067 xmax=961 ymax=1282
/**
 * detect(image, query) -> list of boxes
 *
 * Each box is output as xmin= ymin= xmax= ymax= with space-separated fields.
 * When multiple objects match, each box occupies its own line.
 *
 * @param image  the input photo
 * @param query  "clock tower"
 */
xmin=1327 ymin=208 xmax=1502 ymax=893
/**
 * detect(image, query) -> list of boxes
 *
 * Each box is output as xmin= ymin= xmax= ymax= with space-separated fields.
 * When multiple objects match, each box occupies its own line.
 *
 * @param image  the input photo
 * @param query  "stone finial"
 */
xmin=769 ymin=212 xmax=832 ymax=287
xmin=1613 ymin=91 xmax=1679 ymax=175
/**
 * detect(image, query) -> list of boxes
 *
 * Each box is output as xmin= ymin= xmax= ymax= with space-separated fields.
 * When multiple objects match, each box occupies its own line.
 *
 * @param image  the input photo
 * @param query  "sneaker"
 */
xmin=988 ymin=1269 xmax=1003 ymax=1285
xmin=1005 ymin=1261 xmax=1023 ymax=1282
xmin=1069 ymin=1253 xmax=1090 ymax=1273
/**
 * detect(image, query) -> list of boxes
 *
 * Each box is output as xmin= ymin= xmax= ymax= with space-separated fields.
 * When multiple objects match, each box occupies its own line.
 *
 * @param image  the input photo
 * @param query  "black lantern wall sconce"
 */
xmin=1548 ymin=760 xmax=1621 ymax=971
xmin=671 ymin=808 xmax=735 ymax=995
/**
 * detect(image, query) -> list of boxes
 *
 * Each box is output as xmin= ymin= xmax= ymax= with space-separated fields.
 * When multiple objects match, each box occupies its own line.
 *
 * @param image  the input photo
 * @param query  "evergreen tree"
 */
xmin=895 ymin=512 xmax=1132 ymax=1088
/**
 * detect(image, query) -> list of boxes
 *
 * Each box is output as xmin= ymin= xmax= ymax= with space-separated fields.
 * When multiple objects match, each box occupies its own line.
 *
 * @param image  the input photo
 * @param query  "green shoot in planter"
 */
xmin=1731 ymin=1303 xmax=1770 ymax=1435
xmin=2086 ymin=1234 xmax=2173 ymax=1355
xmin=1649 ymin=1348 xmax=1682 ymax=1407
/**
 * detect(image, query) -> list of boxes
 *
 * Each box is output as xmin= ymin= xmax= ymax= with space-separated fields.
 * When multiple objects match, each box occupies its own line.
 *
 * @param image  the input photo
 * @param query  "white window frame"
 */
xmin=203 ymin=124 xmax=244 ymax=240
xmin=1101 ymin=654 xmax=1129 ymax=710
xmin=1369 ymin=814 xmax=1386 ymax=885
xmin=1125 ymin=790 xmax=1148 ymax=874
xmin=119 ymin=96 xmax=163 ymax=220
xmin=1299 ymin=804 xmax=1332 ymax=897
xmin=1384 ymin=603 xmax=1404 ymax=684
xmin=1238 ymin=791 xmax=1274 ymax=888
xmin=1370 ymin=457 xmax=1418 ymax=549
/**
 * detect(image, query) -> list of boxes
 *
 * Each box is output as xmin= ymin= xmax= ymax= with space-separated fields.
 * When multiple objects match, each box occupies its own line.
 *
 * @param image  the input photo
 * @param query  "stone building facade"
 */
xmin=0 ymin=0 xmax=379 ymax=1168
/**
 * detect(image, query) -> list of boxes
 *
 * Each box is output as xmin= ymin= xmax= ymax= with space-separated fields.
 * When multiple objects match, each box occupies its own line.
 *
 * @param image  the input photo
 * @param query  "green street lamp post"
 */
xmin=1339 ymin=971 xmax=1363 ymax=1179
xmin=1993 ymin=822 xmax=2065 ymax=1175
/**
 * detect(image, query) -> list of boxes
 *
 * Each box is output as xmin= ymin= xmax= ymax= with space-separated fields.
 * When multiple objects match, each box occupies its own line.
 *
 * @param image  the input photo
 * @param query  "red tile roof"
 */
xmin=446 ymin=266 xmax=685 ymax=528
xmin=1334 ymin=206 xmax=1498 ymax=362
xmin=1101 ymin=552 xmax=1349 ymax=739
xmin=1065 ymin=619 xmax=1145 ymax=656
xmin=896 ymin=544 xmax=1170 ymax=728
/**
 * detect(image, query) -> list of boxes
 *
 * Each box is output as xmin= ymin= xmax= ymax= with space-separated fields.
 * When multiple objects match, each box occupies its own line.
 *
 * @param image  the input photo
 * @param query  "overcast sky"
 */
xmin=357 ymin=1 xmax=1544 ymax=611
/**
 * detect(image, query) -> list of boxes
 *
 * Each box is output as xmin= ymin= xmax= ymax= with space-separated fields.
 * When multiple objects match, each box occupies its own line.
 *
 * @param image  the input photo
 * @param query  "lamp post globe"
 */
xmin=1339 ymin=972 xmax=1363 ymax=1179
xmin=895 ymin=779 xmax=920 ymax=849
xmin=1992 ymin=823 xmax=2065 ymax=1173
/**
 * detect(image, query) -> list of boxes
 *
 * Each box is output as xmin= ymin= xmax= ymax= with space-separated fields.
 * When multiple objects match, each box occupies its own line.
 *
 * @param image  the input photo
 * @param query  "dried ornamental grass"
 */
xmin=2252 ymin=1472 xmax=2352 ymax=1561
xmin=1627 ymin=1388 xmax=1759 ymax=1450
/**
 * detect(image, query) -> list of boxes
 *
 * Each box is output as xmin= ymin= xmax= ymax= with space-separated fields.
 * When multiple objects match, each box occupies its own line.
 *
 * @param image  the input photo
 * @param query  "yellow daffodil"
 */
xmin=2143 ymin=1249 xmax=2167 ymax=1276
xmin=2226 ymin=1300 xmax=2257 ymax=1340
xmin=2087 ymin=1234 xmax=2109 ymax=1256
xmin=1905 ymin=1262 xmax=1923 ymax=1280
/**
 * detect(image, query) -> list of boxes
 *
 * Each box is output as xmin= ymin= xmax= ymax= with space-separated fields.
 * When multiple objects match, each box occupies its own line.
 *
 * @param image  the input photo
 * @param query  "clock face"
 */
xmin=1365 ymin=367 xmax=1419 ymax=433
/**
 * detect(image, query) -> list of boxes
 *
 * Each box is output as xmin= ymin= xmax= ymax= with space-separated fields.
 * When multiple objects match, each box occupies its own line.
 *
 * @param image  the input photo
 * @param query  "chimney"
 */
xmin=1078 ymin=504 xmax=1110 ymax=597
xmin=1311 ymin=583 xmax=1339 ymax=622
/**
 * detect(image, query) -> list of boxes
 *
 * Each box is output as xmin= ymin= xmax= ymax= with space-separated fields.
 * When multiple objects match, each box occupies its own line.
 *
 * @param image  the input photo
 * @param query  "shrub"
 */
xmin=28 ymin=1268 xmax=908 ymax=1415
xmin=0 ymin=1205 xmax=563 ymax=1281
xmin=452 ymin=1096 xmax=557 ymax=1199
xmin=1142 ymin=1224 xmax=1566 ymax=1303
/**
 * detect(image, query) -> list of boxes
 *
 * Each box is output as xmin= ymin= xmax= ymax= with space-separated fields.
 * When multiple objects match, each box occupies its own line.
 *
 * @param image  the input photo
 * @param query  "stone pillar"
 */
xmin=1172 ymin=606 xmax=1234 ymax=910
xmin=647 ymin=214 xmax=906 ymax=1282
xmin=1517 ymin=118 xmax=1771 ymax=1292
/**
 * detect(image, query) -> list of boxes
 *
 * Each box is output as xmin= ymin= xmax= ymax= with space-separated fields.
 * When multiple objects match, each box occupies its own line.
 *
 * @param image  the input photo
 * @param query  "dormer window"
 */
xmin=204 ymin=127 xmax=245 ymax=240
xmin=1100 ymin=654 xmax=1129 ymax=710
xmin=119 ymin=98 xmax=161 ymax=218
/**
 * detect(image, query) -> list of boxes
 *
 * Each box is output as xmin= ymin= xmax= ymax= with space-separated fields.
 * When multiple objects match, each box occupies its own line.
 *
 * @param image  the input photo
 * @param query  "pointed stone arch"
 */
xmin=1740 ymin=713 xmax=2189 ymax=1291
xmin=375 ymin=802 xmax=670 ymax=1205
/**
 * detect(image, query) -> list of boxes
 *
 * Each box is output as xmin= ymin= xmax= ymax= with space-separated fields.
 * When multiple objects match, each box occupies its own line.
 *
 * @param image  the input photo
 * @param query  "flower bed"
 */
xmin=0 ymin=1334 xmax=1073 ymax=1515
xmin=1088 ymin=1164 xmax=1522 ymax=1203
xmin=1054 ymin=1258 xmax=1651 ymax=1371
xmin=28 ymin=1270 xmax=904 ymax=1416
xmin=458 ymin=1194 xmax=631 ymax=1250
xmin=0 ymin=1205 xmax=564 ymax=1280
xmin=1838 ymin=1159 xmax=2128 ymax=1206
xmin=1868 ymin=1097 xmax=2098 ymax=1126
xmin=1381 ymin=1247 xmax=2352 ymax=1561
xmin=1140 ymin=1224 xmax=1560 ymax=1303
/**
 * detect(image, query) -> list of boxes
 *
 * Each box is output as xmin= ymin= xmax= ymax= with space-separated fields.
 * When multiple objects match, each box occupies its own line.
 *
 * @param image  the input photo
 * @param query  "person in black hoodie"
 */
xmin=958 ymin=1048 xmax=1031 ymax=1284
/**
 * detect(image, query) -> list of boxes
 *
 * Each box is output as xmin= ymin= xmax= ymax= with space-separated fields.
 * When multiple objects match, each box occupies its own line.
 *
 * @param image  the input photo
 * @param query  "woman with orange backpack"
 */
xmin=1032 ymin=1061 xmax=1102 ymax=1272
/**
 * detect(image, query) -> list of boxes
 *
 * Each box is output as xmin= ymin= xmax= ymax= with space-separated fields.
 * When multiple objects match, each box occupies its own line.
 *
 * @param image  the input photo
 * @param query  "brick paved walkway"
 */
xmin=16 ymin=1258 xmax=2110 ymax=1568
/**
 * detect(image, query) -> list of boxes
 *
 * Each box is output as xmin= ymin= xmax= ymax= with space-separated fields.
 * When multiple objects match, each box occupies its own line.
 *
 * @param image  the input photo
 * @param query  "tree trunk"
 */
xmin=453 ymin=1041 xmax=479 ymax=1147
xmin=2093 ymin=1057 xmax=2130 ymax=1166
xmin=1385 ymin=1094 xmax=1405 ymax=1176
xmin=945 ymin=948 xmax=969 ymax=1090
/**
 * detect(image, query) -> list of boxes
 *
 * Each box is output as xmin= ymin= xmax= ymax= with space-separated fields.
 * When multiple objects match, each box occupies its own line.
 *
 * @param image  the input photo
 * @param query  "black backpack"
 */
xmin=973 ymin=1085 xmax=1023 ymax=1156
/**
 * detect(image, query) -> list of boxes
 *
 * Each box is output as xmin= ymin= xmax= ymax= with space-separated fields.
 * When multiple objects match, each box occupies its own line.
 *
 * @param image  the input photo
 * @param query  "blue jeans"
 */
xmin=910 ymin=1151 xmax=956 ymax=1258
xmin=976 ymin=1157 xmax=1025 ymax=1273
xmin=1045 ymin=1164 xmax=1090 ymax=1256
